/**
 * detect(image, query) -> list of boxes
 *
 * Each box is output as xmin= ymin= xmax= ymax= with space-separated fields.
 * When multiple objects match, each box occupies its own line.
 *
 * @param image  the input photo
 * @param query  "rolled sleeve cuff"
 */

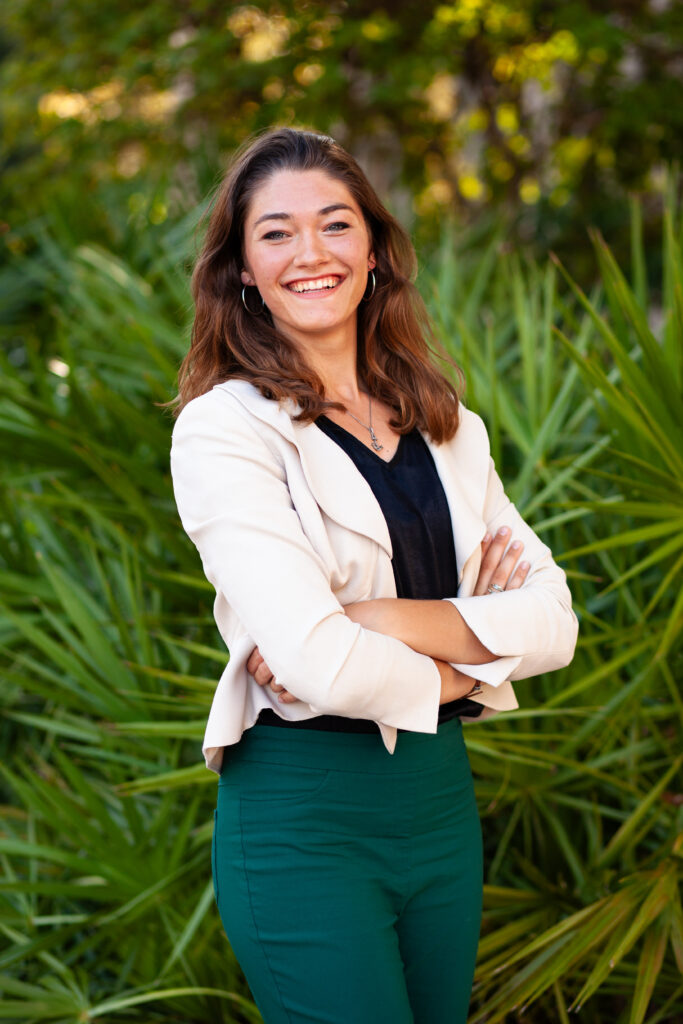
xmin=450 ymin=654 xmax=523 ymax=688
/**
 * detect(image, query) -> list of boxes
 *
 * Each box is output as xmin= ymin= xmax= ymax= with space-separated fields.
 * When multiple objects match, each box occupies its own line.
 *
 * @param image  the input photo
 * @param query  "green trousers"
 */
xmin=212 ymin=716 xmax=483 ymax=1023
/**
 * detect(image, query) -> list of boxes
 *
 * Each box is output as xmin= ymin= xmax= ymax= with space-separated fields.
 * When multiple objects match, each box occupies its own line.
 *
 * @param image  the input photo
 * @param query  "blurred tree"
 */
xmin=1 ymin=0 xmax=682 ymax=267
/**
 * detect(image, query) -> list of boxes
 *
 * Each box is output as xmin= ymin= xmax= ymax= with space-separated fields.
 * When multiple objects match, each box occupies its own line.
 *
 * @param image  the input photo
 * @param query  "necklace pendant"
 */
xmin=369 ymin=428 xmax=384 ymax=452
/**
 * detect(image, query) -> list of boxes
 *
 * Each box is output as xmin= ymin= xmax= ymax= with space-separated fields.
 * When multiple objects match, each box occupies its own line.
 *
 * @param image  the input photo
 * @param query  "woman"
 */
xmin=169 ymin=126 xmax=578 ymax=1024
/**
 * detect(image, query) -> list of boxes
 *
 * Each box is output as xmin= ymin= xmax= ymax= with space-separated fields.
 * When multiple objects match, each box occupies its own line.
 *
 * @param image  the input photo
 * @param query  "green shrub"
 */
xmin=1 ymin=185 xmax=681 ymax=1022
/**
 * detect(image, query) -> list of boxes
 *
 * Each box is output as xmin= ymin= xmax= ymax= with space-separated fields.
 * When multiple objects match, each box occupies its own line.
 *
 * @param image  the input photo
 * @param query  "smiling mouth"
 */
xmin=284 ymin=275 xmax=344 ymax=294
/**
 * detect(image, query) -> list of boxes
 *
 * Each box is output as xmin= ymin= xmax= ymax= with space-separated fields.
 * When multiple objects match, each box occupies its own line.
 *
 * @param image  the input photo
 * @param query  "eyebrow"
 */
xmin=253 ymin=203 xmax=355 ymax=229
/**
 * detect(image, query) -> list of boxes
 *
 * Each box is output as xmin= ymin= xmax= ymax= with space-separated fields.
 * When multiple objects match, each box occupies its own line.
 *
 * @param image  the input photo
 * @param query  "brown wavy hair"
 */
xmin=168 ymin=126 xmax=463 ymax=441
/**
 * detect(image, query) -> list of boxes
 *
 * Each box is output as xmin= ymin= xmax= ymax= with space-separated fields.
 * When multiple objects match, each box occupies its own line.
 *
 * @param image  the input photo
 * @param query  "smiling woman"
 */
xmin=174 ymin=127 xmax=464 ymax=443
xmin=239 ymin=169 xmax=374 ymax=346
xmin=167 ymin=126 xmax=578 ymax=1024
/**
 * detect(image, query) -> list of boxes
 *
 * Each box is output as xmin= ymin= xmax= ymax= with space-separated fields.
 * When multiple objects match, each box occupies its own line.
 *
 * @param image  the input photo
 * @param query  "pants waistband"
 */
xmin=256 ymin=707 xmax=380 ymax=734
xmin=221 ymin=716 xmax=464 ymax=776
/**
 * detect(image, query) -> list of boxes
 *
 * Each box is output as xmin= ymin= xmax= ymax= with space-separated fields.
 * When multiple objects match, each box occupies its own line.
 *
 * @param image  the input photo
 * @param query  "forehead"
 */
xmin=244 ymin=168 xmax=362 ymax=225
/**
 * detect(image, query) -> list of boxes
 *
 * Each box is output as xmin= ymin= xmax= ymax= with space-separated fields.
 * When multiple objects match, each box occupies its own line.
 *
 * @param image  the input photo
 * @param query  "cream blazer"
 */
xmin=170 ymin=378 xmax=579 ymax=775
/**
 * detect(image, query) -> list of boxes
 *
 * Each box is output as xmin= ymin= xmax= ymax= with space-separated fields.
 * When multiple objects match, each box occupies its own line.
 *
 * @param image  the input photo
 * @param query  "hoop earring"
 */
xmin=241 ymin=285 xmax=265 ymax=315
xmin=362 ymin=269 xmax=376 ymax=302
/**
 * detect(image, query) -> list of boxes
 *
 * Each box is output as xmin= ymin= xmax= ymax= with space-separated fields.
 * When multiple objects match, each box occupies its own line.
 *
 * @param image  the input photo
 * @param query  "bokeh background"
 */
xmin=1 ymin=2 xmax=682 ymax=1022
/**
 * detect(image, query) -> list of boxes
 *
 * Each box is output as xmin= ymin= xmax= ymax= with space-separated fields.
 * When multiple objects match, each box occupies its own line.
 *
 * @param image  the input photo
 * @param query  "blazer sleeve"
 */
xmin=445 ymin=410 xmax=579 ymax=687
xmin=170 ymin=390 xmax=442 ymax=732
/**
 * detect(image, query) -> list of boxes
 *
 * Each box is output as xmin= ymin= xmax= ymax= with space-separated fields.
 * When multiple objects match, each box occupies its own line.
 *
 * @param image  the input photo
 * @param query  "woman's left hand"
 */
xmin=246 ymin=646 xmax=298 ymax=703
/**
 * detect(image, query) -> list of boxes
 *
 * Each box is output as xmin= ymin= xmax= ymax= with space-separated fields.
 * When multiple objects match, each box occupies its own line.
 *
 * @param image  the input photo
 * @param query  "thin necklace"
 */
xmin=343 ymin=393 xmax=384 ymax=452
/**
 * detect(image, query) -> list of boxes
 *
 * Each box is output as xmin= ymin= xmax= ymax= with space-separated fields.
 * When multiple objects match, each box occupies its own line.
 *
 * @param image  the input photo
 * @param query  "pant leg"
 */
xmin=213 ymin=750 xmax=415 ymax=1024
xmin=396 ymin=719 xmax=483 ymax=1024
xmin=211 ymin=721 xmax=483 ymax=1024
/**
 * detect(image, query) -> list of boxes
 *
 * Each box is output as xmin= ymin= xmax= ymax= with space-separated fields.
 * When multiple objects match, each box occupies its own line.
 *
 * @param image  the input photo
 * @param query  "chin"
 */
xmin=279 ymin=312 xmax=347 ymax=333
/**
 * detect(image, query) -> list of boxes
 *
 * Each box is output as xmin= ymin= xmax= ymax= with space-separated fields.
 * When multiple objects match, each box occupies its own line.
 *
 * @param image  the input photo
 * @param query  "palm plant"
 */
xmin=1 ymin=181 xmax=681 ymax=1021
xmin=420 ymin=181 xmax=683 ymax=1021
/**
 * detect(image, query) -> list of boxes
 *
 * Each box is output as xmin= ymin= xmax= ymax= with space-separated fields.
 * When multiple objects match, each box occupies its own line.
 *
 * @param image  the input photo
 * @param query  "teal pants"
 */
xmin=212 ymin=717 xmax=483 ymax=1023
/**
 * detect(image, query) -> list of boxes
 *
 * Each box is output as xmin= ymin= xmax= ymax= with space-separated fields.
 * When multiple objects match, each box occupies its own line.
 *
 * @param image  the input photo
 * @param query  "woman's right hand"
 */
xmin=474 ymin=526 xmax=529 ymax=596
xmin=437 ymin=526 xmax=530 ymax=703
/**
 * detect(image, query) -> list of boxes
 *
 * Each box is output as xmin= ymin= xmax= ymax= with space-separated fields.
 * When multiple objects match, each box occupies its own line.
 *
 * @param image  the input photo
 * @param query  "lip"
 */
xmin=282 ymin=274 xmax=345 ymax=294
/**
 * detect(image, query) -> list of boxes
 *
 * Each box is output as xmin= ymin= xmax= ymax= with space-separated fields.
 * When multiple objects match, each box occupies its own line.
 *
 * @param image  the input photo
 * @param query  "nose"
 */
xmin=292 ymin=226 xmax=328 ymax=267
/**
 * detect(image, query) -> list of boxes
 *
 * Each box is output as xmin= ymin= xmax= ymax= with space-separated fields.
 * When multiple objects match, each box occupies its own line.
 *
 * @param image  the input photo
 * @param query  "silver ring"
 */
xmin=487 ymin=583 xmax=504 ymax=593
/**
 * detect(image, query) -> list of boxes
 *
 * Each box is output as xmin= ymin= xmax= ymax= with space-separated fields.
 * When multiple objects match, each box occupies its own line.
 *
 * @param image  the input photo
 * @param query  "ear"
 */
xmin=240 ymin=269 xmax=254 ymax=286
xmin=368 ymin=253 xmax=376 ymax=270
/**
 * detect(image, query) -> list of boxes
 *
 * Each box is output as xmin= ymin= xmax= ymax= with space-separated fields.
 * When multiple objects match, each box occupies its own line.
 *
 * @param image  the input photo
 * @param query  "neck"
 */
xmin=283 ymin=326 xmax=362 ymax=405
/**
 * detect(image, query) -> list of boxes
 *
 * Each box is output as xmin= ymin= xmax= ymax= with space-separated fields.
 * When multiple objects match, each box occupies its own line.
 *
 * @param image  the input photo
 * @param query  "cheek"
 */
xmin=346 ymin=245 xmax=373 ymax=291
xmin=339 ymin=236 xmax=370 ymax=265
xmin=250 ymin=252 xmax=284 ymax=287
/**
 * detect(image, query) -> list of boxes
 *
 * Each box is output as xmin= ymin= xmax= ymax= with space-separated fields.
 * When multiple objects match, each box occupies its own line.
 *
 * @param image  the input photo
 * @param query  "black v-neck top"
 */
xmin=317 ymin=416 xmax=458 ymax=602
xmin=257 ymin=414 xmax=483 ymax=734
xmin=314 ymin=416 xmax=483 ymax=724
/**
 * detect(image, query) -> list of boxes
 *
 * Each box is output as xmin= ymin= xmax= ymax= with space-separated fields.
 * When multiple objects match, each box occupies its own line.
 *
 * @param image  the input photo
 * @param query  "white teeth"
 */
xmin=287 ymin=276 xmax=341 ymax=293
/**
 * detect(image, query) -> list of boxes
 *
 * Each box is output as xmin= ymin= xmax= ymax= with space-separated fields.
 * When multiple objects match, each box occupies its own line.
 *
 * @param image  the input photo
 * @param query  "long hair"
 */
xmin=168 ymin=126 xmax=463 ymax=441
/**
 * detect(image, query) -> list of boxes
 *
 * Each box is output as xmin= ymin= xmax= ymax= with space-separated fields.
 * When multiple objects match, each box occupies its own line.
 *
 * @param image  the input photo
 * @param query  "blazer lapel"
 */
xmin=214 ymin=379 xmax=393 ymax=557
xmin=215 ymin=380 xmax=486 ymax=588
xmin=291 ymin=415 xmax=393 ymax=556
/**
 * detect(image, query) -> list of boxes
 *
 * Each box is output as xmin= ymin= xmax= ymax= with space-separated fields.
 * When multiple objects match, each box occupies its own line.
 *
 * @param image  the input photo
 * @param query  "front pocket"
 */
xmin=237 ymin=762 xmax=332 ymax=808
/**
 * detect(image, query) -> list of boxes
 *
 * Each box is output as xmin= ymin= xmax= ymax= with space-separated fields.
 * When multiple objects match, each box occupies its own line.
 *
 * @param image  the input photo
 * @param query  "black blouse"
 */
xmin=257 ymin=416 xmax=484 ymax=733
xmin=314 ymin=415 xmax=483 ymax=725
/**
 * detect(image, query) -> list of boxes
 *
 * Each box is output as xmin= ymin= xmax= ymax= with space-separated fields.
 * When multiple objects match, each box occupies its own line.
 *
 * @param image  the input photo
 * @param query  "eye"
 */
xmin=325 ymin=221 xmax=350 ymax=231
xmin=262 ymin=230 xmax=288 ymax=240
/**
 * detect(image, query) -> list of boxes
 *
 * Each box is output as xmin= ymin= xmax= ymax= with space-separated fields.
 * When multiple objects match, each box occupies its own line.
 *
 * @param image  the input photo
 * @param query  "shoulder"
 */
xmin=457 ymin=401 xmax=489 ymax=442
xmin=170 ymin=380 xmax=293 ymax=481
xmin=446 ymin=400 xmax=492 ymax=461
xmin=172 ymin=380 xmax=277 ymax=442
xmin=421 ymin=400 xmax=493 ymax=497
xmin=169 ymin=388 xmax=264 ymax=476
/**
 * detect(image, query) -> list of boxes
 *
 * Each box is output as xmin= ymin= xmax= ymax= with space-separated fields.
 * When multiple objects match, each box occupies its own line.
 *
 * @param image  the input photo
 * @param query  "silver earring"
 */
xmin=362 ymin=269 xmax=376 ymax=302
xmin=241 ymin=285 xmax=265 ymax=315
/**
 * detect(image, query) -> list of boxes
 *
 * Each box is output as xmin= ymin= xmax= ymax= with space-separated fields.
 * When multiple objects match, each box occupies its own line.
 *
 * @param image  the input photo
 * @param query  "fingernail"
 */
xmin=498 ymin=526 xmax=509 ymax=536
xmin=483 ymin=533 xmax=491 ymax=543
xmin=511 ymin=540 xmax=521 ymax=550
xmin=520 ymin=561 xmax=529 ymax=570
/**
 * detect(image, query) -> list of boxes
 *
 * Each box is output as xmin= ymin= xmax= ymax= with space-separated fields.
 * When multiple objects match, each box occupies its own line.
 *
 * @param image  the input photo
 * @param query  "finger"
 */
xmin=278 ymin=690 xmax=298 ymax=703
xmin=488 ymin=540 xmax=525 ymax=591
xmin=253 ymin=660 xmax=274 ymax=686
xmin=246 ymin=647 xmax=263 ymax=676
xmin=474 ymin=526 xmax=511 ymax=595
xmin=506 ymin=559 xmax=530 ymax=590
xmin=477 ymin=533 xmax=493 ymax=584
xmin=269 ymin=680 xmax=285 ymax=693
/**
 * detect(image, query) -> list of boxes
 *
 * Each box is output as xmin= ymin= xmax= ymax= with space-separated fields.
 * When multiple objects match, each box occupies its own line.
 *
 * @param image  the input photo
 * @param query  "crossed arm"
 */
xmin=248 ymin=525 xmax=530 ymax=704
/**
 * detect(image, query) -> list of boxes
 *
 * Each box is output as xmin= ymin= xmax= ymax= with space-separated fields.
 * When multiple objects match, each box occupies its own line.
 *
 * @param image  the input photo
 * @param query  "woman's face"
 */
xmin=240 ymin=168 xmax=376 ymax=349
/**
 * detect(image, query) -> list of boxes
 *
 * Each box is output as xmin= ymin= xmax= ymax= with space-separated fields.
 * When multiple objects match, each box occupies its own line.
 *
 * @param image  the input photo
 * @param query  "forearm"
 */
xmin=345 ymin=598 xmax=497 ymax=665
